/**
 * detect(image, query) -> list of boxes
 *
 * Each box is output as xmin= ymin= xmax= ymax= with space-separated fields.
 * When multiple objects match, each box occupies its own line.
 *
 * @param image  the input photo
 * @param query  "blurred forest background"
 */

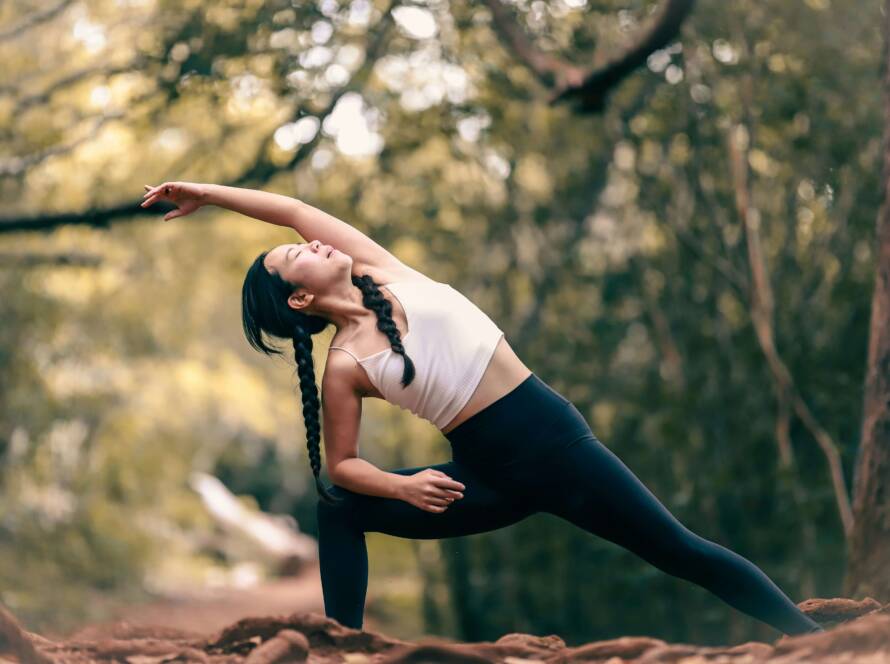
xmin=0 ymin=0 xmax=886 ymax=649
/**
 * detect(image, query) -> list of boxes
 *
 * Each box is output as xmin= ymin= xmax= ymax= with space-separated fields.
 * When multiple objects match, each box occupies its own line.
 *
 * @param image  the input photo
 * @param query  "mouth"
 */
xmin=327 ymin=247 xmax=334 ymax=258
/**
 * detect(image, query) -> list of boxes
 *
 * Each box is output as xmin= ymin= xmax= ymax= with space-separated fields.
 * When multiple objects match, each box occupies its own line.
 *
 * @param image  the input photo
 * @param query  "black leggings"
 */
xmin=317 ymin=373 xmax=819 ymax=635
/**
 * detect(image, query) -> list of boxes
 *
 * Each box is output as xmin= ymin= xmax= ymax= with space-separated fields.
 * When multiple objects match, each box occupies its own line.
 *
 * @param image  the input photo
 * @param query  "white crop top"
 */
xmin=328 ymin=280 xmax=505 ymax=430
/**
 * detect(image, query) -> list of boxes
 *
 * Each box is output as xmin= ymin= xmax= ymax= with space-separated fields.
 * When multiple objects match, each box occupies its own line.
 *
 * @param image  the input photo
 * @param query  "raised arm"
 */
xmin=283 ymin=195 xmax=406 ymax=276
xmin=142 ymin=181 xmax=418 ymax=279
xmin=202 ymin=184 xmax=409 ymax=277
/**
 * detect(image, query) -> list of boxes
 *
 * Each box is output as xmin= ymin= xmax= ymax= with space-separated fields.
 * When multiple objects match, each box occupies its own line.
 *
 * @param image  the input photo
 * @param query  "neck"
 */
xmin=307 ymin=280 xmax=371 ymax=336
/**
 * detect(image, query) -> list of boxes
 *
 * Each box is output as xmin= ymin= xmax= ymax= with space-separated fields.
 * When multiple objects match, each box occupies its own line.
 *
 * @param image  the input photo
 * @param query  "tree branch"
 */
xmin=0 ymin=1 xmax=402 ymax=234
xmin=9 ymin=57 xmax=154 ymax=111
xmin=727 ymin=121 xmax=854 ymax=537
xmin=0 ymin=108 xmax=138 ymax=177
xmin=0 ymin=251 xmax=103 ymax=268
xmin=479 ymin=0 xmax=587 ymax=92
xmin=0 ymin=0 xmax=76 ymax=42
xmin=481 ymin=0 xmax=696 ymax=114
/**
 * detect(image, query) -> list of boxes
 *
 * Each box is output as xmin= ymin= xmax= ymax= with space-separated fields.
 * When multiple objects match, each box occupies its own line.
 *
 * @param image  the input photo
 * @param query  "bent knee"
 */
xmin=316 ymin=485 xmax=360 ymax=523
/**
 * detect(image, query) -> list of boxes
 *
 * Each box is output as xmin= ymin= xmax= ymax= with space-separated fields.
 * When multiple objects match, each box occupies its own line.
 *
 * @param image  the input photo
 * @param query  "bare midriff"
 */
xmin=336 ymin=282 xmax=532 ymax=433
xmin=438 ymin=336 xmax=533 ymax=434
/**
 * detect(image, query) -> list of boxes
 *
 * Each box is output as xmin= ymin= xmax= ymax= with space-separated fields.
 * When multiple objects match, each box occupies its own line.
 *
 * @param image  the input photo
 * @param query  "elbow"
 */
xmin=327 ymin=463 xmax=341 ymax=486
xmin=327 ymin=450 xmax=358 ymax=484
xmin=327 ymin=459 xmax=348 ymax=486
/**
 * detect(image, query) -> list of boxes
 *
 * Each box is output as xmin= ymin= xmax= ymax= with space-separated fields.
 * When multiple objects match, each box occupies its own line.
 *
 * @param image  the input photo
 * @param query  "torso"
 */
xmin=438 ymin=336 xmax=532 ymax=433
xmin=330 ymin=262 xmax=533 ymax=434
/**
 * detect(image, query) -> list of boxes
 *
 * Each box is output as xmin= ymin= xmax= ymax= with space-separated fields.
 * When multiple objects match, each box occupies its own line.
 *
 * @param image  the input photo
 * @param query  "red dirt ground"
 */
xmin=2 ymin=582 xmax=889 ymax=663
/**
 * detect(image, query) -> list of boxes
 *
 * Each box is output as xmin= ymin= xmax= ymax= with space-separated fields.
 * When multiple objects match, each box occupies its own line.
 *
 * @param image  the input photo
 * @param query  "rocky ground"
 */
xmin=1 ymin=597 xmax=888 ymax=663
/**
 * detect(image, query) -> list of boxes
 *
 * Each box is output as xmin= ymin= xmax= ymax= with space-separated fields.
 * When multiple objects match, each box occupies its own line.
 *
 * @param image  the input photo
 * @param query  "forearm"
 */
xmin=201 ymin=183 xmax=300 ymax=228
xmin=330 ymin=457 xmax=407 ymax=500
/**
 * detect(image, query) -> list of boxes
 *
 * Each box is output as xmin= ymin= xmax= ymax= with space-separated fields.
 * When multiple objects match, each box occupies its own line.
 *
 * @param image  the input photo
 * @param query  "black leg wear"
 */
xmin=316 ymin=373 xmax=820 ymax=635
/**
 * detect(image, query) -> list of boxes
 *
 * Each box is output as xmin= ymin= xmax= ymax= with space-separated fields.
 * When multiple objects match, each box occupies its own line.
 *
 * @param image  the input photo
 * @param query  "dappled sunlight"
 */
xmin=0 ymin=0 xmax=885 ymax=650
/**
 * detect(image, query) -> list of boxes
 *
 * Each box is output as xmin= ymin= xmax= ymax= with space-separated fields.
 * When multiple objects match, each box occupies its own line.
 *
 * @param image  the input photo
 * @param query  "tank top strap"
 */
xmin=327 ymin=283 xmax=415 ymax=366
xmin=328 ymin=346 xmax=362 ymax=363
xmin=326 ymin=277 xmax=504 ymax=430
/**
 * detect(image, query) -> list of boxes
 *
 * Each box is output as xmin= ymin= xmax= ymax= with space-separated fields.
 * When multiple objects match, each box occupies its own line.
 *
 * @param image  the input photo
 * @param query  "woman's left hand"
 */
xmin=141 ymin=181 xmax=207 ymax=221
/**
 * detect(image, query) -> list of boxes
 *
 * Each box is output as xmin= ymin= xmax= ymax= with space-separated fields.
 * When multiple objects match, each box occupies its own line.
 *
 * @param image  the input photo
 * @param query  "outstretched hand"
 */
xmin=141 ymin=181 xmax=207 ymax=221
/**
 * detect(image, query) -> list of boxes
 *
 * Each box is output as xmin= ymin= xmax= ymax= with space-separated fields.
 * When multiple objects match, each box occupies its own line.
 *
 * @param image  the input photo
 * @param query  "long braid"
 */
xmin=351 ymin=274 xmax=415 ymax=387
xmin=292 ymin=324 xmax=340 ymax=505
xmin=241 ymin=249 xmax=416 ymax=505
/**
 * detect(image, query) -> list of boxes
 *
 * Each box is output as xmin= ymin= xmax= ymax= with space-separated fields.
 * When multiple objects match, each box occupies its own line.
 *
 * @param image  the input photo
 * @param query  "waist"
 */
xmin=440 ymin=338 xmax=528 ymax=433
xmin=444 ymin=373 xmax=590 ymax=466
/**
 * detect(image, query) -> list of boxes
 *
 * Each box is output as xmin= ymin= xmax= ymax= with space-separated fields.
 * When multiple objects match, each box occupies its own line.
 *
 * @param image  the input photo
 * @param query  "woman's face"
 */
xmin=263 ymin=240 xmax=352 ymax=309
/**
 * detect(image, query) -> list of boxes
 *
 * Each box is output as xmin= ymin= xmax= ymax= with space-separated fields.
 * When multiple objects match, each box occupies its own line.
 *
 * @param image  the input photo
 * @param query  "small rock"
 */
xmin=244 ymin=629 xmax=309 ymax=664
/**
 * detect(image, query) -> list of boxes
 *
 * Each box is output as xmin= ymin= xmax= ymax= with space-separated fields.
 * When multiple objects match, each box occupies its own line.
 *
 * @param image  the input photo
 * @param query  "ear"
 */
xmin=288 ymin=288 xmax=314 ymax=311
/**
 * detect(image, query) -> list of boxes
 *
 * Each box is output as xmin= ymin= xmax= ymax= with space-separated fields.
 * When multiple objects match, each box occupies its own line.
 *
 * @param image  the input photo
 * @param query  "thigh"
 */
xmin=539 ymin=433 xmax=695 ymax=553
xmin=325 ymin=460 xmax=538 ymax=540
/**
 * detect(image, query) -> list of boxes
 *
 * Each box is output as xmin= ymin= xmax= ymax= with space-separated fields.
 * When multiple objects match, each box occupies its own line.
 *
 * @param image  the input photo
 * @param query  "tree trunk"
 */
xmin=844 ymin=0 xmax=890 ymax=602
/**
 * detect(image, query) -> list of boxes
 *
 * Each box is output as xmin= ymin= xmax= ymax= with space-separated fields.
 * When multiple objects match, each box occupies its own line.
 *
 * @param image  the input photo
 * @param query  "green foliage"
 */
xmin=0 ymin=0 xmax=880 ymax=645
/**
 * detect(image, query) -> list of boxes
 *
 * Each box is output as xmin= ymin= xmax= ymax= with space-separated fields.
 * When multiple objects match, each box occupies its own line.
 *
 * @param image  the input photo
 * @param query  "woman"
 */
xmin=141 ymin=181 xmax=824 ymax=637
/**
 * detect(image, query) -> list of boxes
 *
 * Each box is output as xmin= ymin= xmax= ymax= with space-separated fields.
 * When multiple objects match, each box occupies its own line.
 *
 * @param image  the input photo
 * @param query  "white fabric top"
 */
xmin=328 ymin=280 xmax=505 ymax=429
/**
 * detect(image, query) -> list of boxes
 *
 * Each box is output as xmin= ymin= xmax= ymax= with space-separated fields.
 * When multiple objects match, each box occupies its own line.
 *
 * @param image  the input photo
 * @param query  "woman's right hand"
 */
xmin=398 ymin=469 xmax=465 ymax=513
xmin=141 ymin=181 xmax=208 ymax=221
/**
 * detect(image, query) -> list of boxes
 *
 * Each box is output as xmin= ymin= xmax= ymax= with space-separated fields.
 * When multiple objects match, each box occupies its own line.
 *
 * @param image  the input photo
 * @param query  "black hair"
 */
xmin=241 ymin=251 xmax=415 ymax=504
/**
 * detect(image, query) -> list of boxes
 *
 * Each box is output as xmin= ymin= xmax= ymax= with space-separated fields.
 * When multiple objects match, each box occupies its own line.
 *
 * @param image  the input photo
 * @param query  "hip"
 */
xmin=443 ymin=372 xmax=594 ymax=484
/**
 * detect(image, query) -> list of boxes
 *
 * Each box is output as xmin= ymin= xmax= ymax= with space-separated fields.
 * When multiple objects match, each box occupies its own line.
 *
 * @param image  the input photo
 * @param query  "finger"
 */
xmin=432 ymin=486 xmax=462 ymax=498
xmin=164 ymin=209 xmax=183 ymax=221
xmin=145 ymin=183 xmax=166 ymax=199
xmin=428 ymin=497 xmax=450 ymax=507
xmin=425 ymin=491 xmax=450 ymax=505
xmin=144 ymin=186 xmax=167 ymax=202
xmin=425 ymin=504 xmax=447 ymax=513
xmin=432 ymin=477 xmax=466 ymax=491
xmin=140 ymin=194 xmax=161 ymax=207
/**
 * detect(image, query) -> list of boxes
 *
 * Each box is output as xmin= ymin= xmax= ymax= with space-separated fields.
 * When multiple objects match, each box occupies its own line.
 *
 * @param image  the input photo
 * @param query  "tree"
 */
xmin=845 ymin=0 xmax=890 ymax=603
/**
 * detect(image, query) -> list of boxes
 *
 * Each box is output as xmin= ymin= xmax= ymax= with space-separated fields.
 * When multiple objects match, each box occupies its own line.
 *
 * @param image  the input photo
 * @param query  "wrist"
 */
xmin=199 ymin=183 xmax=216 ymax=207
xmin=389 ymin=473 xmax=408 ymax=500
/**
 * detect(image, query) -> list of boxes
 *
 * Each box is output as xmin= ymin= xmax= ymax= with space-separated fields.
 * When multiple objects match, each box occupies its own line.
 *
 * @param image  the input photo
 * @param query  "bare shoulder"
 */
xmin=322 ymin=349 xmax=362 ymax=400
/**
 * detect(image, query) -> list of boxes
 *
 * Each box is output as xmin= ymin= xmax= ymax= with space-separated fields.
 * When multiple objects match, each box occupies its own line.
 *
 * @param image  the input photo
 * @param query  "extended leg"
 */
xmin=538 ymin=432 xmax=821 ymax=636
xmin=316 ymin=460 xmax=536 ymax=629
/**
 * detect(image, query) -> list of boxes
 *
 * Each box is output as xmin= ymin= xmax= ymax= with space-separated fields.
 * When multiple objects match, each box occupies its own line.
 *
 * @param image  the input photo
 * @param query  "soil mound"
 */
xmin=1 ymin=597 xmax=888 ymax=663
